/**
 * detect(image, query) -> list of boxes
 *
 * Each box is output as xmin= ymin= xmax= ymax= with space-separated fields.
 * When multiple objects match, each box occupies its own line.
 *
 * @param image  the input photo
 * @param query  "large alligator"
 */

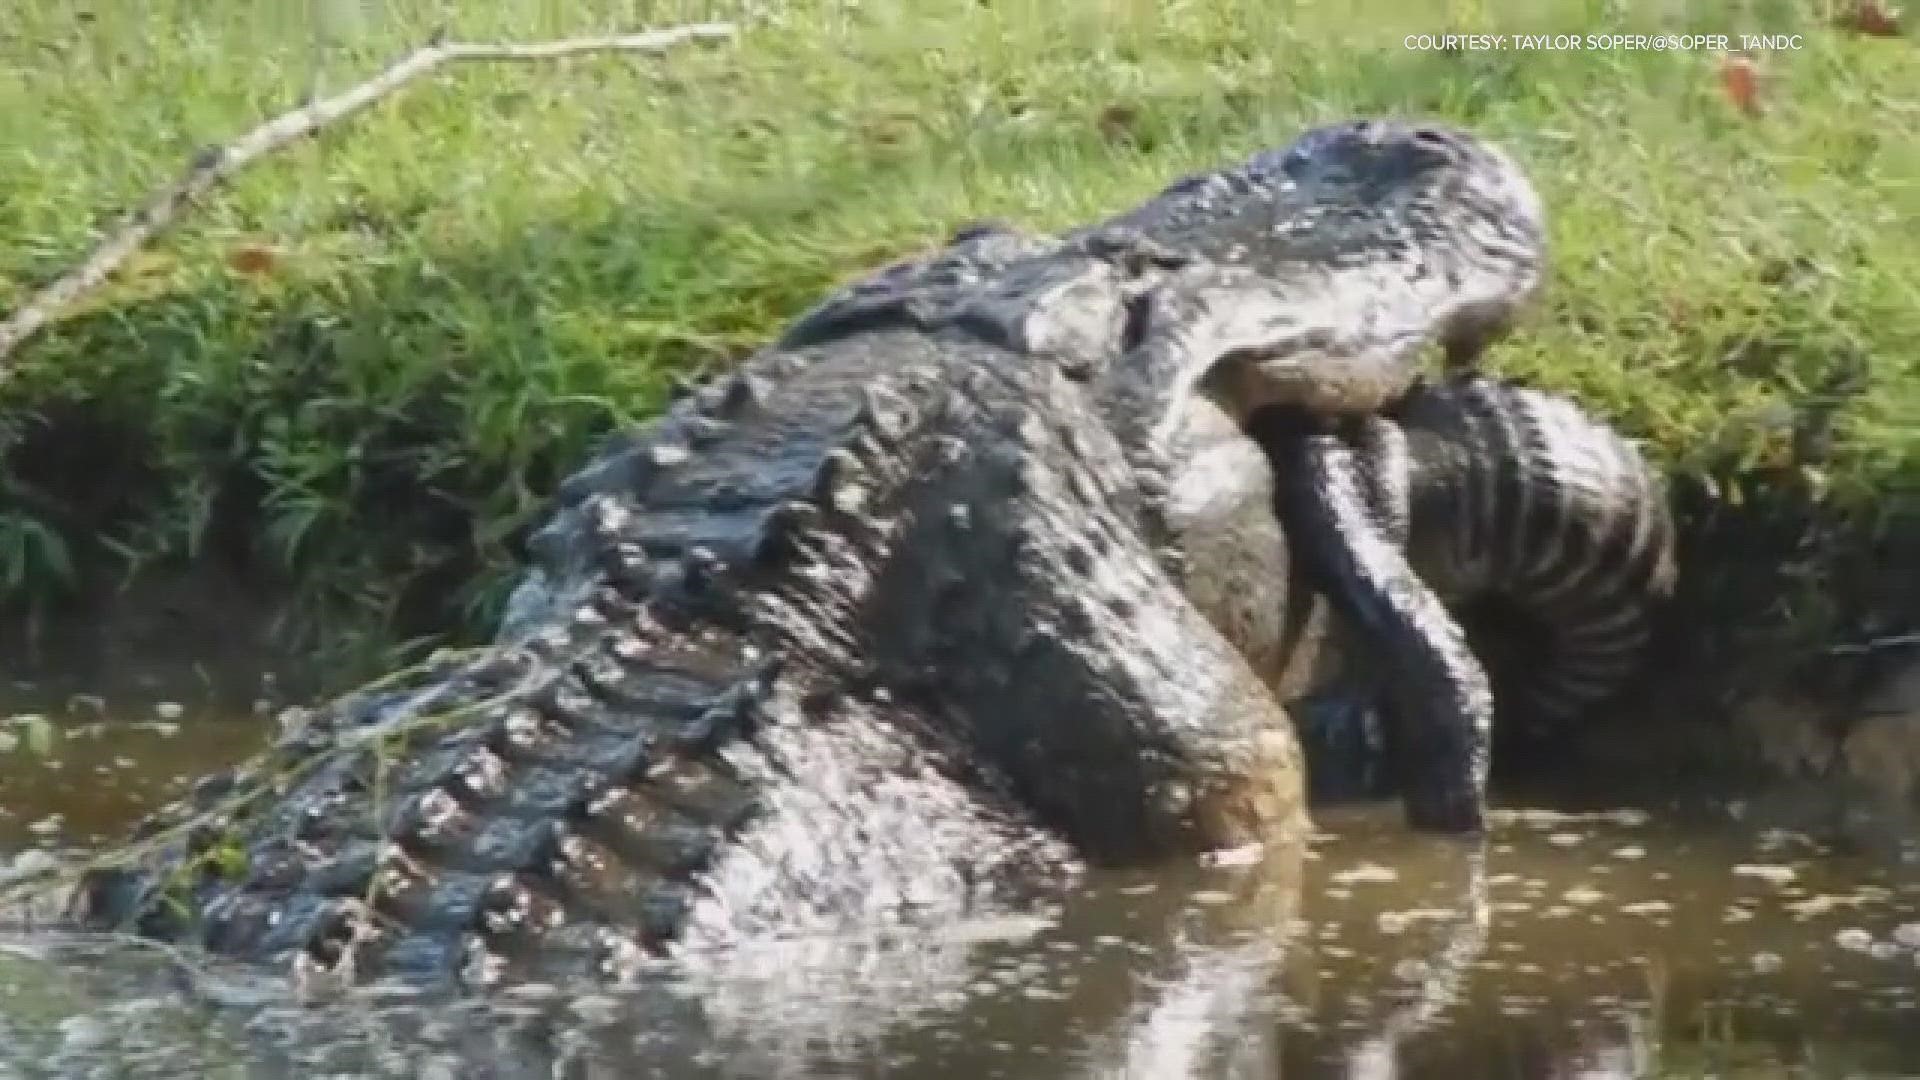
xmin=40 ymin=119 xmax=1673 ymax=995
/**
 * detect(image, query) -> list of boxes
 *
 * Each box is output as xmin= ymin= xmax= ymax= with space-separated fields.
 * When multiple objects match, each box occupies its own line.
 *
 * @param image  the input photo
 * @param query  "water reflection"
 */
xmin=1280 ymin=803 xmax=1920 ymax=1077
xmin=1332 ymin=840 xmax=1490 ymax=1080
xmin=6 ymin=689 xmax=1920 ymax=1076
xmin=0 ymin=842 xmax=1315 ymax=1079
xmin=0 ymin=670 xmax=277 ymax=848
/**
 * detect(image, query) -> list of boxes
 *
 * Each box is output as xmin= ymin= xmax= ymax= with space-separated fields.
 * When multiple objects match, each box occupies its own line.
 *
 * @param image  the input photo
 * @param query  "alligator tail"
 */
xmin=1392 ymin=374 xmax=1679 ymax=734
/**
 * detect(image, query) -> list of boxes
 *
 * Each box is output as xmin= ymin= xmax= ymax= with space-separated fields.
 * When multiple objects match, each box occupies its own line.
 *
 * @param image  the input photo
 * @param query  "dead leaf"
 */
xmin=1666 ymin=296 xmax=1692 ymax=330
xmin=857 ymin=109 xmax=918 ymax=149
xmin=226 ymin=243 xmax=280 ymax=277
xmin=1839 ymin=0 xmax=1903 ymax=36
xmin=1718 ymin=53 xmax=1763 ymax=116
xmin=1096 ymin=103 xmax=1141 ymax=144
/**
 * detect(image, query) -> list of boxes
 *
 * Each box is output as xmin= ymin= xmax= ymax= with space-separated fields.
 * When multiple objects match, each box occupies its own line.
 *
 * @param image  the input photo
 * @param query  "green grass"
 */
xmin=1 ymin=0 xmax=1916 ymax=667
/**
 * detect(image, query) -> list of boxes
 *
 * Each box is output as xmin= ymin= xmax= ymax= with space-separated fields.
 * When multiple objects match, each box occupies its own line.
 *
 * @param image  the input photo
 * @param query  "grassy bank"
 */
xmin=2 ymin=0 xmax=1916 ymax=673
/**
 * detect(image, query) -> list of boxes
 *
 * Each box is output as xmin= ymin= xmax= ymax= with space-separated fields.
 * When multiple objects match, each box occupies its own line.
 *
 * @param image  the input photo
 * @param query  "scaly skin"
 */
xmin=58 ymin=120 xmax=1567 ymax=991
xmin=1283 ymin=374 xmax=1678 ymax=811
xmin=1084 ymin=118 xmax=1551 ymax=835
xmin=1273 ymin=413 xmax=1499 ymax=830
xmin=1076 ymin=119 xmax=1547 ymax=420
xmin=1393 ymin=374 xmax=1679 ymax=734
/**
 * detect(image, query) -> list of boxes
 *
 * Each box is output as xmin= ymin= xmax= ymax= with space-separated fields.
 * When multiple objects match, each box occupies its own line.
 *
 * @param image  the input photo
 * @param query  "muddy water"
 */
xmin=3 ymin=679 xmax=1920 ymax=1077
xmin=0 ymin=671 xmax=279 ymax=849
xmin=1286 ymin=802 xmax=1920 ymax=1077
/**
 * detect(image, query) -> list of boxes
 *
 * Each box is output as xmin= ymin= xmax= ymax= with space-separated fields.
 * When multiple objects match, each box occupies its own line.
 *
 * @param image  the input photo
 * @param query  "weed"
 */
xmin=1 ymin=0 xmax=1915 ymax=671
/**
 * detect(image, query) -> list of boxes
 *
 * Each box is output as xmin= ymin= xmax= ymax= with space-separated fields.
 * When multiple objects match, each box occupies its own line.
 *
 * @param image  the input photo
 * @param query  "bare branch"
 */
xmin=0 ymin=22 xmax=739 ymax=375
xmin=1828 ymin=631 xmax=1920 ymax=656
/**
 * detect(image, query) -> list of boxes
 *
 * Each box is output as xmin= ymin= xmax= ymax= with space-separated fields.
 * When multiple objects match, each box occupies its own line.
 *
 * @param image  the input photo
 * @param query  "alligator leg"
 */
xmin=1288 ymin=414 xmax=1414 ymax=803
xmin=1269 ymin=411 xmax=1496 ymax=833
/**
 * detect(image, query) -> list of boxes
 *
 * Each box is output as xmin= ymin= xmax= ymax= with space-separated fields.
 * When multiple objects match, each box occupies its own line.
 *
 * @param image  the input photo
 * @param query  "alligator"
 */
xmin=39 ymin=119 xmax=1672 ymax=997
xmin=1279 ymin=374 xmax=1678 ymax=805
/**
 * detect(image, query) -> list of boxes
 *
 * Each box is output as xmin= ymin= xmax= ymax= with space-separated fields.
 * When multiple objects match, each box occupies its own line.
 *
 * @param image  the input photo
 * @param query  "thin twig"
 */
xmin=0 ymin=22 xmax=739 ymax=374
xmin=1828 ymin=631 xmax=1920 ymax=656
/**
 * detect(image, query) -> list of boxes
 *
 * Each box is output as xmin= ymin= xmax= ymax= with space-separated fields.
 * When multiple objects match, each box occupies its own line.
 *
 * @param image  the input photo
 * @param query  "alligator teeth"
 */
xmin=298 ymin=897 xmax=383 ymax=989
xmin=931 ymin=434 xmax=969 ymax=465
xmin=900 ymin=365 xmax=936 ymax=394
xmin=479 ymin=877 xmax=531 ymax=935
xmin=536 ymin=624 xmax=578 ymax=655
xmin=591 ymin=584 xmax=635 ymax=622
xmin=476 ymin=873 xmax=565 ymax=943
xmin=543 ymin=674 xmax=597 ymax=718
xmin=368 ymin=844 xmax=430 ymax=914
xmin=502 ymin=707 xmax=550 ymax=748
xmin=553 ymin=831 xmax=602 ymax=880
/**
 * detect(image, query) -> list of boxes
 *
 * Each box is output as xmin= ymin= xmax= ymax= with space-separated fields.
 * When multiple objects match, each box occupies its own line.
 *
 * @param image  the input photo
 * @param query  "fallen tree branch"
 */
xmin=0 ymin=21 xmax=739 ymax=376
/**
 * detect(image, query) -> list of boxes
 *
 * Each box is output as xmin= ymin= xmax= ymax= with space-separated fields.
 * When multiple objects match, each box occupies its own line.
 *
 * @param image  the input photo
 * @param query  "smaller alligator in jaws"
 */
xmin=1276 ymin=373 xmax=1678 ymax=810
xmin=40 ymin=120 xmax=1651 ymax=993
